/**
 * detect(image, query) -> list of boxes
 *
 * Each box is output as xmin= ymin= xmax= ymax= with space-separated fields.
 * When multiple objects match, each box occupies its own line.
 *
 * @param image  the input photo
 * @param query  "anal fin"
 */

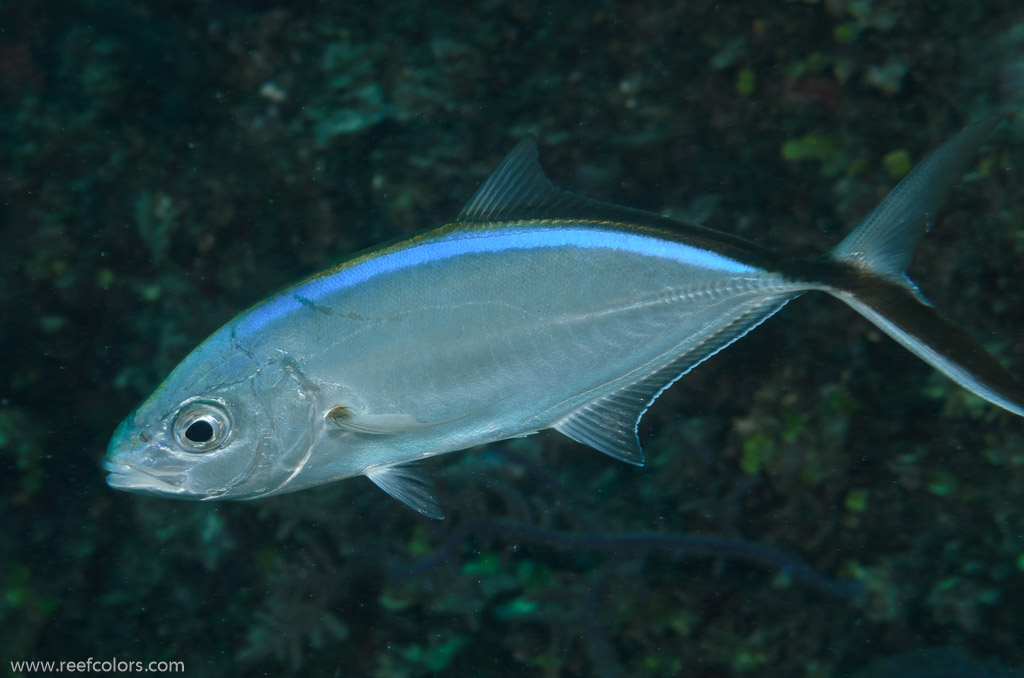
xmin=554 ymin=296 xmax=794 ymax=464
xmin=555 ymin=396 xmax=647 ymax=465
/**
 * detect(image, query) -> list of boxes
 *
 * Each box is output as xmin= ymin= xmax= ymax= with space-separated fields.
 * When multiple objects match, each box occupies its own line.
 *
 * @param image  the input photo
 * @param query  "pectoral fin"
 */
xmin=326 ymin=407 xmax=436 ymax=434
xmin=365 ymin=464 xmax=444 ymax=519
xmin=326 ymin=394 xmax=515 ymax=435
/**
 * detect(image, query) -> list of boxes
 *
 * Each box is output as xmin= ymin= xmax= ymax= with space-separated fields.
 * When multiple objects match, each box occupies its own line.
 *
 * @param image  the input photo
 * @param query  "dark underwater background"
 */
xmin=3 ymin=1 xmax=1024 ymax=676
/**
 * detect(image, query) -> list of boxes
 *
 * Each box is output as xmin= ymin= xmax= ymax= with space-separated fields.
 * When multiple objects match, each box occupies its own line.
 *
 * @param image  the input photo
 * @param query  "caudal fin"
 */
xmin=824 ymin=118 xmax=1024 ymax=417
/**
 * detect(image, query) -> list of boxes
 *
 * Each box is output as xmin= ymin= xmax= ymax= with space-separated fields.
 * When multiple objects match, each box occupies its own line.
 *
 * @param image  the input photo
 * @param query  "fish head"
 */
xmin=104 ymin=333 xmax=319 ymax=500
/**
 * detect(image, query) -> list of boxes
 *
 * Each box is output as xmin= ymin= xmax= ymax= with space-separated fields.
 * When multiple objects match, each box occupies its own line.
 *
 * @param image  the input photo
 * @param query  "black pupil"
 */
xmin=185 ymin=419 xmax=215 ymax=444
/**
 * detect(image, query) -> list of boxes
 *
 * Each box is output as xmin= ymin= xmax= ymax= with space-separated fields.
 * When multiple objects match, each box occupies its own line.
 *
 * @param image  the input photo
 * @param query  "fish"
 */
xmin=105 ymin=119 xmax=1024 ymax=518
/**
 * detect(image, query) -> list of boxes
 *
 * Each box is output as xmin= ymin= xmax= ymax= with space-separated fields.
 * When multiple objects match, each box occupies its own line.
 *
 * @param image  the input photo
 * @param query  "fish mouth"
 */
xmin=103 ymin=461 xmax=186 ymax=495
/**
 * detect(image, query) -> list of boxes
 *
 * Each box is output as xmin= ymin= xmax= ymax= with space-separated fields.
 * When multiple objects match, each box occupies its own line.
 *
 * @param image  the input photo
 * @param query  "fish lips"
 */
xmin=104 ymin=414 xmax=188 ymax=496
xmin=103 ymin=460 xmax=188 ymax=495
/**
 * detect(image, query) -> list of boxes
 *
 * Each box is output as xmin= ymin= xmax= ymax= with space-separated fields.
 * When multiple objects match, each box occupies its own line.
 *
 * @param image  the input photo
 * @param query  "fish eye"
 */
xmin=172 ymin=400 xmax=231 ymax=453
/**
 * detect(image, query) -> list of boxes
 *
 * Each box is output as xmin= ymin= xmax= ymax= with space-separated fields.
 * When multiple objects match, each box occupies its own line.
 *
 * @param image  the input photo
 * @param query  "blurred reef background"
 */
xmin=3 ymin=0 xmax=1024 ymax=676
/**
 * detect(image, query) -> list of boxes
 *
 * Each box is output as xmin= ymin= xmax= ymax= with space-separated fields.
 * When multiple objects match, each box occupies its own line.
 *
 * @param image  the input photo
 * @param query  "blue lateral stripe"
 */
xmin=239 ymin=227 xmax=756 ymax=333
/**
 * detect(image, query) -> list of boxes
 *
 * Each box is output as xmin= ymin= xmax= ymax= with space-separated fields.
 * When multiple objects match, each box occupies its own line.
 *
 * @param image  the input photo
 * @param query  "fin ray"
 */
xmin=326 ymin=407 xmax=435 ymax=435
xmin=836 ymin=279 xmax=1024 ymax=417
xmin=829 ymin=117 xmax=1000 ymax=282
xmin=459 ymin=137 xmax=712 ymax=232
xmin=365 ymin=464 xmax=444 ymax=519
xmin=823 ymin=118 xmax=1024 ymax=417
xmin=327 ymin=394 xmax=514 ymax=435
xmin=555 ymin=296 xmax=794 ymax=462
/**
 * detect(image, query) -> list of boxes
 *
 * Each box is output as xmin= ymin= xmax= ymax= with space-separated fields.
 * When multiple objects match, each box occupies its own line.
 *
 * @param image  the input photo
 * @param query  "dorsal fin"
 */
xmin=458 ymin=137 xmax=561 ymax=221
xmin=458 ymin=137 xmax=689 ymax=230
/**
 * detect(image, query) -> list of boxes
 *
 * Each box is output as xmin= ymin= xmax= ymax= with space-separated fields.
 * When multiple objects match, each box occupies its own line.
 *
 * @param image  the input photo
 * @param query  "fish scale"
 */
xmin=106 ymin=119 xmax=1023 ymax=519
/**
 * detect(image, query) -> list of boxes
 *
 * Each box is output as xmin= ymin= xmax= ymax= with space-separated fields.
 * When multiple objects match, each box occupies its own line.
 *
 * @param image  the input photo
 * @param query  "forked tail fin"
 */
xmin=824 ymin=118 xmax=1024 ymax=417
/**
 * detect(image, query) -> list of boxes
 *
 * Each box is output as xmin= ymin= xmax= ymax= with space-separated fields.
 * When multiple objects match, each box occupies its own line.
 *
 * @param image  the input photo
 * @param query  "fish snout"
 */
xmin=103 ymin=413 xmax=183 ymax=494
xmin=106 ymin=413 xmax=145 ymax=458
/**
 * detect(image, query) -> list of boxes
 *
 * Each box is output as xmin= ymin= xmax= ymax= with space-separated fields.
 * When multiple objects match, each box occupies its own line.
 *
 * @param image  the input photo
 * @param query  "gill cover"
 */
xmin=224 ymin=353 xmax=321 ymax=499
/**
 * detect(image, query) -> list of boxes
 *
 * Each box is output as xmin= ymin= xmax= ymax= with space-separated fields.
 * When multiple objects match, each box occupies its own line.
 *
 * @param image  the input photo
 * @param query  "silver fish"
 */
xmin=105 ymin=120 xmax=1024 ymax=518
